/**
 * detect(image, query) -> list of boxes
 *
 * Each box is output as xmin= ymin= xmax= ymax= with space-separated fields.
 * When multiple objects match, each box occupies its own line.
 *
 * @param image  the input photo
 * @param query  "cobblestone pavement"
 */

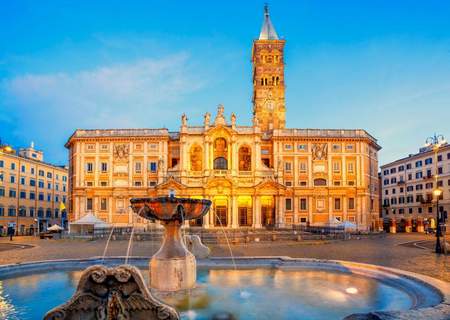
xmin=0 ymin=233 xmax=448 ymax=282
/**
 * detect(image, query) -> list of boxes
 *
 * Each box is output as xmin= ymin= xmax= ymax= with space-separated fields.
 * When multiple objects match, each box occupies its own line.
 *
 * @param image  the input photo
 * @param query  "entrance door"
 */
xmin=215 ymin=206 xmax=227 ymax=227
xmin=239 ymin=207 xmax=252 ymax=226
xmin=262 ymin=206 xmax=275 ymax=227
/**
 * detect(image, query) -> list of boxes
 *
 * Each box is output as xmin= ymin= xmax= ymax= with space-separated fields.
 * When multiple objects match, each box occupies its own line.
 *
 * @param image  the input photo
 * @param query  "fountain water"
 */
xmin=101 ymin=226 xmax=115 ymax=262
xmin=130 ymin=196 xmax=211 ymax=292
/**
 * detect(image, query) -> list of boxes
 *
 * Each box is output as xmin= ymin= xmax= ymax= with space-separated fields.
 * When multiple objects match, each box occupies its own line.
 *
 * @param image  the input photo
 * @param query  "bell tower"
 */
xmin=252 ymin=5 xmax=286 ymax=132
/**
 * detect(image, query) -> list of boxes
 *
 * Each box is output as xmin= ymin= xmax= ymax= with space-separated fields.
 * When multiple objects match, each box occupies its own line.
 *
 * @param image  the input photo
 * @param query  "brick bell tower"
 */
xmin=252 ymin=4 xmax=286 ymax=132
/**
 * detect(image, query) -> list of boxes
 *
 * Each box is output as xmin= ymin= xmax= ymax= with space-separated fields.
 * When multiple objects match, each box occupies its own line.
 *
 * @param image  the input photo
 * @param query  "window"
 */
xmin=406 ymin=163 xmax=412 ymax=170
xmin=20 ymin=191 xmax=26 ymax=199
xmin=284 ymin=144 xmax=293 ymax=151
xmin=149 ymin=162 xmax=157 ymax=173
xmin=47 ymin=194 xmax=51 ymax=201
xmin=30 ymin=179 xmax=36 ymax=187
xmin=298 ymin=180 xmax=307 ymax=187
xmin=416 ymin=184 xmax=423 ymax=190
xmin=333 ymin=161 xmax=340 ymax=173
xmin=297 ymin=144 xmax=307 ymax=151
xmin=8 ymin=207 xmax=16 ymax=216
xmin=134 ymin=162 xmax=142 ymax=173
xmin=19 ymin=207 xmax=26 ymax=217
xmin=0 ymin=160 xmax=3 ymax=168
xmin=214 ymin=157 xmax=228 ymax=170
xmin=63 ymin=185 xmax=66 ymax=192
xmin=332 ymin=144 xmax=341 ymax=152
xmin=55 ymin=195 xmax=59 ymax=203
xmin=284 ymin=162 xmax=292 ymax=173
xmin=333 ymin=181 xmax=341 ymax=186
xmin=299 ymin=162 xmax=307 ymax=173
xmin=314 ymin=178 xmax=327 ymax=186
xmin=100 ymin=181 xmax=108 ymax=187
xmin=0 ymin=187 xmax=4 ymax=197
xmin=10 ymin=175 xmax=15 ymax=183
xmin=418 ymin=207 xmax=422 ymax=214
xmin=134 ymin=181 xmax=142 ymax=187
xmin=408 ymin=173 xmax=412 ymax=180
xmin=149 ymin=181 xmax=157 ymax=187
xmin=101 ymin=162 xmax=108 ymax=172
xmin=285 ymin=198 xmax=292 ymax=211
xmin=348 ymin=198 xmax=355 ymax=210
xmin=390 ymin=168 xmax=397 ymax=174
xmin=238 ymin=146 xmax=251 ymax=171
xmin=415 ymin=160 xmax=423 ymax=168
xmin=29 ymin=208 xmax=34 ymax=217
xmin=55 ymin=184 xmax=59 ymax=191
xmin=438 ymin=154 xmax=442 ymax=162
xmin=39 ymin=170 xmax=44 ymax=176
xmin=0 ymin=206 xmax=3 ymax=216
xmin=47 ymin=182 xmax=52 ymax=189
xmin=20 ymin=177 xmax=25 ymax=185
xmin=38 ymin=180 xmax=44 ymax=188
xmin=383 ymin=169 xmax=389 ymax=175
xmin=347 ymin=162 xmax=354 ymax=174
xmin=334 ymin=198 xmax=341 ymax=210
xmin=86 ymin=162 xmax=93 ymax=173
xmin=11 ymin=163 xmax=16 ymax=170
xmin=38 ymin=208 xmax=44 ymax=217
xmin=38 ymin=193 xmax=44 ymax=201
xmin=398 ymin=165 xmax=405 ymax=172
xmin=54 ymin=209 xmax=59 ymax=219
xmin=438 ymin=167 xmax=443 ymax=174
xmin=9 ymin=189 xmax=16 ymax=198
xmin=100 ymin=198 xmax=108 ymax=211
xmin=285 ymin=181 xmax=292 ymax=187
xmin=415 ymin=171 xmax=423 ymax=179
xmin=300 ymin=198 xmax=307 ymax=211
xmin=56 ymin=174 xmax=59 ymax=180
xmin=47 ymin=172 xmax=52 ymax=179
xmin=30 ymin=192 xmax=35 ymax=200
xmin=46 ymin=209 xmax=51 ymax=218
xmin=86 ymin=198 xmax=93 ymax=211
xmin=437 ymin=180 xmax=443 ymax=187
xmin=425 ymin=158 xmax=433 ymax=165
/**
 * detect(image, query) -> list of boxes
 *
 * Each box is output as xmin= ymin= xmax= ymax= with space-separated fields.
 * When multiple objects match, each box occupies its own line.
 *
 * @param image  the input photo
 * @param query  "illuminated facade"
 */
xmin=0 ymin=143 xmax=68 ymax=235
xmin=65 ymin=7 xmax=381 ymax=230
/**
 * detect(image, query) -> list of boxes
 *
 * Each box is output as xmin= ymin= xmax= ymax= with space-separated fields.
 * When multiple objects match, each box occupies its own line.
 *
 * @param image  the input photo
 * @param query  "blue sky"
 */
xmin=1 ymin=0 xmax=450 ymax=165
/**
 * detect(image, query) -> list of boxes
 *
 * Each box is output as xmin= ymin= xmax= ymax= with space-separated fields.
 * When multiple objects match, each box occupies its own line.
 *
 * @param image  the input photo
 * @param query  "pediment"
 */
xmin=156 ymin=176 xmax=186 ymax=190
xmin=254 ymin=178 xmax=285 ymax=191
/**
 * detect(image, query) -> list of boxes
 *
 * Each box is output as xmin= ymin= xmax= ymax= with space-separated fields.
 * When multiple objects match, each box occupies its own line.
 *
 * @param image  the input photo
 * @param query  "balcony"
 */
xmin=397 ymin=181 xmax=405 ymax=185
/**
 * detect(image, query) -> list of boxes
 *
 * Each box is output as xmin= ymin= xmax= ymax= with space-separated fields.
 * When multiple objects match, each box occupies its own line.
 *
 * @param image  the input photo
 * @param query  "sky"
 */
xmin=1 ymin=0 xmax=450 ymax=166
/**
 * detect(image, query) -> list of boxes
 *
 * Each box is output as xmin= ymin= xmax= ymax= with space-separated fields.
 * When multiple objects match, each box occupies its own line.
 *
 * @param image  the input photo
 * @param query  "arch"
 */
xmin=314 ymin=178 xmax=327 ymax=186
xmin=189 ymin=144 xmax=203 ymax=171
xmin=238 ymin=145 xmax=252 ymax=171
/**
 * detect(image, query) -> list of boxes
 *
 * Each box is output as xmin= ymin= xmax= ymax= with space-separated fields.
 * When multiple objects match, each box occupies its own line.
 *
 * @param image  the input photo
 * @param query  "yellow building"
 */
xmin=65 ymin=7 xmax=381 ymax=230
xmin=0 ymin=143 xmax=68 ymax=235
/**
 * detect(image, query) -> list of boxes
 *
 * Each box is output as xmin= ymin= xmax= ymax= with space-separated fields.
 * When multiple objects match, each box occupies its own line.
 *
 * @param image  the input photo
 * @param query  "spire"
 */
xmin=259 ymin=4 xmax=279 ymax=40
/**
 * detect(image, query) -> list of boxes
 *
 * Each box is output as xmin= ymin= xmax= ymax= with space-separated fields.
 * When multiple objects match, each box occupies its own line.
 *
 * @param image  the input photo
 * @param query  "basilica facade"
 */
xmin=66 ymin=7 xmax=381 ymax=230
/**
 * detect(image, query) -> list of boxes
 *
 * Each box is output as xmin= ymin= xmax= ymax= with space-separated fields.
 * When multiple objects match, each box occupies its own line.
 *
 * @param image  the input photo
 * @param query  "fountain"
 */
xmin=130 ymin=196 xmax=211 ymax=291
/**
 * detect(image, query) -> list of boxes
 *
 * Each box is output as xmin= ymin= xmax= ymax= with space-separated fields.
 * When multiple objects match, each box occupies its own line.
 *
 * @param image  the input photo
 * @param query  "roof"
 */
xmin=70 ymin=212 xmax=110 ymax=228
xmin=259 ymin=5 xmax=279 ymax=40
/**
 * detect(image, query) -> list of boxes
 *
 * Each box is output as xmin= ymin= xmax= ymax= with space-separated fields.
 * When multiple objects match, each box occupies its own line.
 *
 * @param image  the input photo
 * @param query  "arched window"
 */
xmin=261 ymin=78 xmax=264 ymax=86
xmin=314 ymin=178 xmax=327 ymax=186
xmin=190 ymin=145 xmax=203 ymax=171
xmin=46 ymin=208 xmax=52 ymax=218
xmin=239 ymin=146 xmax=252 ymax=171
xmin=214 ymin=157 xmax=228 ymax=170
xmin=276 ymin=76 xmax=280 ymax=85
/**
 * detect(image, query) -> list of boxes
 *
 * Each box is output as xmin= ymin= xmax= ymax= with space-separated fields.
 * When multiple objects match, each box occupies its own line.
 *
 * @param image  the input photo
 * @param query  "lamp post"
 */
xmin=426 ymin=133 xmax=446 ymax=254
xmin=433 ymin=188 xmax=443 ymax=254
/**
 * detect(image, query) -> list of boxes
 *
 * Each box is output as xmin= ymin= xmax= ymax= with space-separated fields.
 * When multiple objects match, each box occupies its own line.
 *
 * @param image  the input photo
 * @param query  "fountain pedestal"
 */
xmin=151 ymin=221 xmax=196 ymax=291
xmin=130 ymin=196 xmax=211 ymax=292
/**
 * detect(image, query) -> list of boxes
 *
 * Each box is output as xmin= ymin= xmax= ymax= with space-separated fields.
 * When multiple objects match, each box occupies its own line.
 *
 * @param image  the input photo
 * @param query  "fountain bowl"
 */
xmin=130 ymin=196 xmax=211 ymax=222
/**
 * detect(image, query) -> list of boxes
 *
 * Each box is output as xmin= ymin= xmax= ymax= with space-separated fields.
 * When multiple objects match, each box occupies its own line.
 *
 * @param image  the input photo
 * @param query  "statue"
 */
xmin=158 ymin=157 xmax=164 ymax=172
xmin=252 ymin=115 xmax=259 ymax=127
xmin=44 ymin=264 xmax=179 ymax=320
xmin=113 ymin=144 xmax=129 ymax=161
xmin=181 ymin=113 xmax=187 ymax=127
xmin=204 ymin=112 xmax=211 ymax=126
xmin=231 ymin=113 xmax=236 ymax=126
xmin=214 ymin=104 xmax=227 ymax=126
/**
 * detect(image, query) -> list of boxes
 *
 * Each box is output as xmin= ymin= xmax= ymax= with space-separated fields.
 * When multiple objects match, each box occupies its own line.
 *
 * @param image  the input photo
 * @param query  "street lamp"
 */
xmin=433 ymin=188 xmax=443 ymax=253
xmin=426 ymin=133 xmax=446 ymax=254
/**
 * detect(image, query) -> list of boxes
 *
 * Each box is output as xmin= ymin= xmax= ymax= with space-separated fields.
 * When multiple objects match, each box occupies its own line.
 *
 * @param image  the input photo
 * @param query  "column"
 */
xmin=108 ymin=197 xmax=113 ymax=223
xmin=328 ymin=196 xmax=333 ymax=222
xmin=255 ymin=140 xmax=261 ymax=171
xmin=203 ymin=196 xmax=210 ymax=229
xmin=231 ymin=195 xmax=238 ymax=228
xmin=307 ymin=154 xmax=313 ymax=187
xmin=254 ymin=196 xmax=262 ymax=228
xmin=343 ymin=196 xmax=348 ymax=221
xmin=342 ymin=156 xmax=347 ymax=185
xmin=308 ymin=196 xmax=313 ymax=224
xmin=277 ymin=196 xmax=285 ymax=227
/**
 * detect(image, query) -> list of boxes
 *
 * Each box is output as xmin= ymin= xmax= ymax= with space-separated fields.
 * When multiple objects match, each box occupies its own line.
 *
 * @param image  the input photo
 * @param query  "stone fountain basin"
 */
xmin=0 ymin=257 xmax=449 ymax=320
xmin=130 ymin=197 xmax=211 ymax=221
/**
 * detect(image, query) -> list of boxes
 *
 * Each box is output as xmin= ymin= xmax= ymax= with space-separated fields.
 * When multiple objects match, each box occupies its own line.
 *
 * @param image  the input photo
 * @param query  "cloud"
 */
xmin=0 ymin=53 xmax=208 ymax=162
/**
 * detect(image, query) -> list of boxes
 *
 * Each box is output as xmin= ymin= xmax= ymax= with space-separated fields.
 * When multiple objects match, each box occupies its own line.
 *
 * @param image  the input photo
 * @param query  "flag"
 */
xmin=59 ymin=202 xmax=66 ymax=211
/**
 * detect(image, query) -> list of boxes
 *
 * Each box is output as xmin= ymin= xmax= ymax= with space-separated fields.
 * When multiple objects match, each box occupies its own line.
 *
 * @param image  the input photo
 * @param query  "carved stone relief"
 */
xmin=44 ymin=264 xmax=179 ymax=320
xmin=113 ymin=144 xmax=130 ymax=162
xmin=312 ymin=143 xmax=328 ymax=160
